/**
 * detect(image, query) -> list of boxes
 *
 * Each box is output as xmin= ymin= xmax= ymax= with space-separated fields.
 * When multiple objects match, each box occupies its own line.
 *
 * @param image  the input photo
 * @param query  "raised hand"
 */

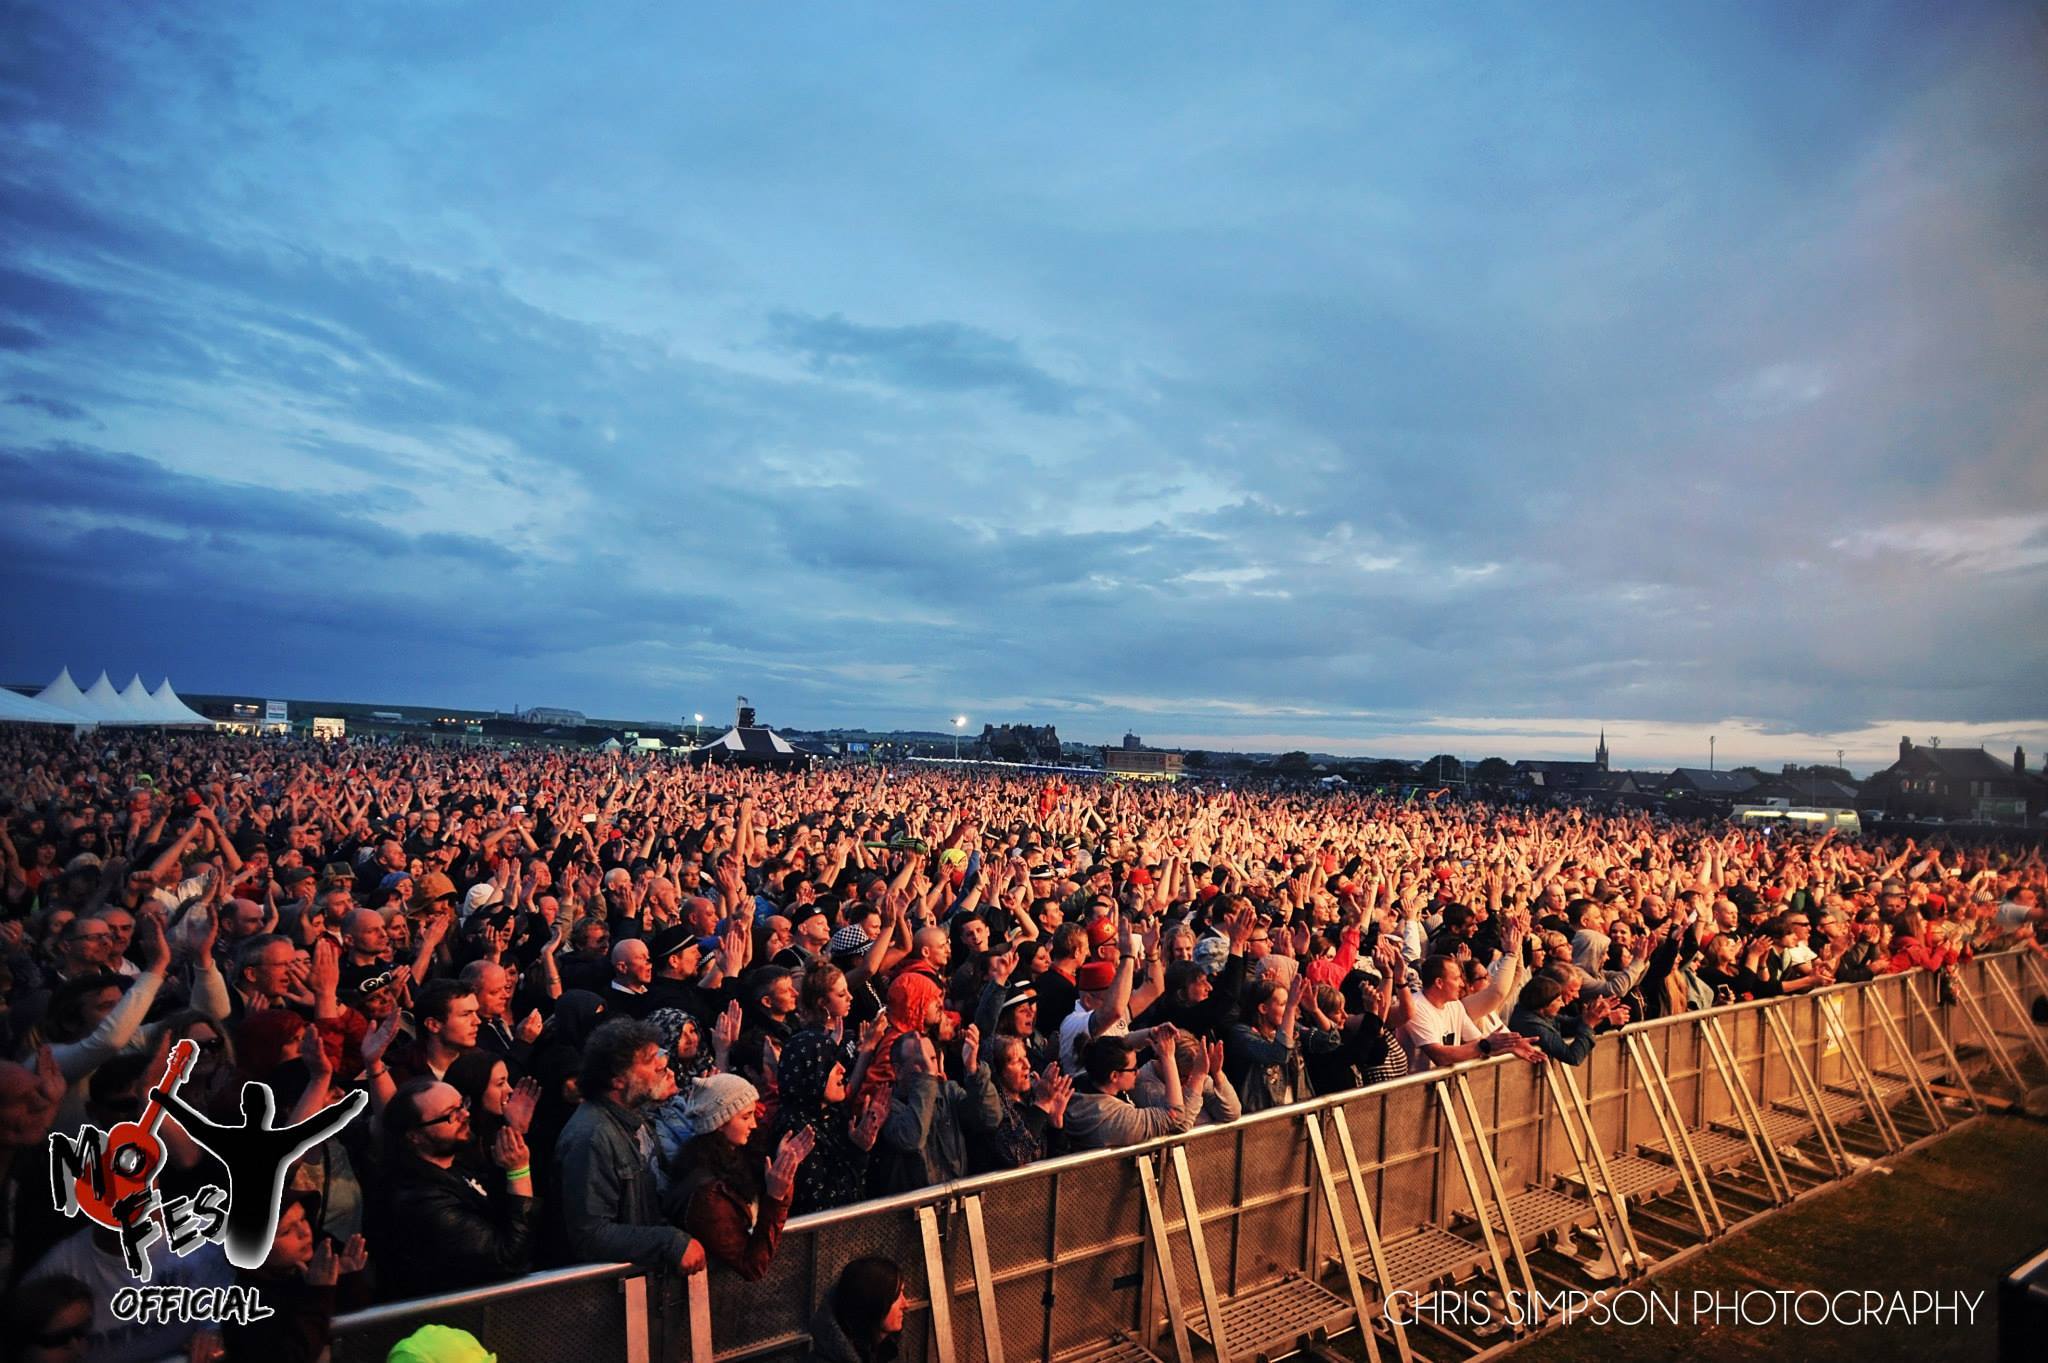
xmin=192 ymin=902 xmax=220 ymax=960
xmin=361 ymin=1008 xmax=401 ymax=1067
xmin=713 ymin=1000 xmax=743 ymax=1065
xmin=338 ymin=1233 xmax=370 ymax=1275
xmin=139 ymin=909 xmax=171 ymax=975
xmin=493 ymin=1123 xmax=531 ymax=1171
xmin=306 ymin=1238 xmax=340 ymax=1287
xmin=764 ymin=1127 xmax=817 ymax=1203
xmin=309 ymin=937 xmax=341 ymax=1000
xmin=516 ymin=1007 xmax=544 ymax=1044
xmin=1044 ymin=1067 xmax=1075 ymax=1124
xmin=852 ymin=1088 xmax=889 ymax=1151
xmin=959 ymin=1023 xmax=980 ymax=1073
xmin=504 ymin=1076 xmax=541 ymax=1135
xmin=299 ymin=1022 xmax=333 ymax=1078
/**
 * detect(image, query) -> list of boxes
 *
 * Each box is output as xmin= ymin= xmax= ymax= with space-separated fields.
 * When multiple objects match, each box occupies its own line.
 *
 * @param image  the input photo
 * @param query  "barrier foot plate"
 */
xmin=1055 ymin=1333 xmax=1171 ymax=1363
xmin=1185 ymin=1274 xmax=1354 ymax=1359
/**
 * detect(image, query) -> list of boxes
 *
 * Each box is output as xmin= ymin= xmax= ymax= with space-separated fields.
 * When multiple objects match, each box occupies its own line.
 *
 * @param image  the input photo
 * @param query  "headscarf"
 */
xmin=775 ymin=1026 xmax=868 ymax=1215
xmin=777 ymin=1028 xmax=847 ymax=1130
xmin=648 ymin=1007 xmax=716 ymax=1089
xmin=857 ymin=971 xmax=942 ymax=1104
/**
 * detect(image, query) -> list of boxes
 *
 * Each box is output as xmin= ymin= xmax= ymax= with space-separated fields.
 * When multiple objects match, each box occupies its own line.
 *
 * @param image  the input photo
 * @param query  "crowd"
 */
xmin=0 ymin=729 xmax=2042 ymax=1363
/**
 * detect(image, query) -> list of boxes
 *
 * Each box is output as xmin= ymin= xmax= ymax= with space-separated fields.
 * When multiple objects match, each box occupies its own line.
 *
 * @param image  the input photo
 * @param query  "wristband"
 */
xmin=1477 ymin=1036 xmax=1492 ymax=1057
xmin=504 ymin=1165 xmax=531 ymax=1181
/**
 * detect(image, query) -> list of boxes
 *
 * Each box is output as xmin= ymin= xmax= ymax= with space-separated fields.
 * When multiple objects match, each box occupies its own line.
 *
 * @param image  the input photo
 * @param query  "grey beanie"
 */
xmin=683 ymin=1072 xmax=760 ymax=1135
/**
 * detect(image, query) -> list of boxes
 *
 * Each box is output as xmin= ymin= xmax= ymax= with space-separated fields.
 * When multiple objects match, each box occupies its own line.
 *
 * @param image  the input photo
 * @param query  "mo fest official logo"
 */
xmin=46 ymin=1038 xmax=368 ymax=1287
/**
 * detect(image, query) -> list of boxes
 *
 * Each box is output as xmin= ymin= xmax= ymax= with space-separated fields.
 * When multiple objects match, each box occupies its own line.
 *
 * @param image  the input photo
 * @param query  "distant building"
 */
xmin=974 ymin=723 xmax=1063 ymax=764
xmin=1122 ymin=731 xmax=1142 ymax=750
xmin=1859 ymin=738 xmax=2044 ymax=823
xmin=1512 ymin=729 xmax=1613 ymax=791
xmin=1662 ymin=768 xmax=1760 ymax=800
xmin=1742 ymin=775 xmax=1861 ymax=810
xmin=1104 ymin=747 xmax=1183 ymax=781
xmin=521 ymin=706 xmax=586 ymax=727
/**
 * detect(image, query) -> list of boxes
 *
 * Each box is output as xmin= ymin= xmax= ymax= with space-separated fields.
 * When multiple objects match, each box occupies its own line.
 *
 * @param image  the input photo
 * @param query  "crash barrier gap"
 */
xmin=332 ymin=950 xmax=2048 ymax=1363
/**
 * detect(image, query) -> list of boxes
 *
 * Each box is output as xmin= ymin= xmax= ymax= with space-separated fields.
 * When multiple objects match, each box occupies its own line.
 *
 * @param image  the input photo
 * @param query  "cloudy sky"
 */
xmin=3 ymin=2 xmax=2044 ymax=772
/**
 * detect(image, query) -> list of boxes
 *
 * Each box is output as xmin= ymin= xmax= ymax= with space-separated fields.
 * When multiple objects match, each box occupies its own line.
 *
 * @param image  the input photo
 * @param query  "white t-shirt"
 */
xmin=25 ymin=1229 xmax=231 ymax=1363
xmin=150 ymin=869 xmax=215 ymax=914
xmin=1059 ymin=1000 xmax=1127 ymax=1075
xmin=1400 ymin=991 xmax=1481 ymax=1073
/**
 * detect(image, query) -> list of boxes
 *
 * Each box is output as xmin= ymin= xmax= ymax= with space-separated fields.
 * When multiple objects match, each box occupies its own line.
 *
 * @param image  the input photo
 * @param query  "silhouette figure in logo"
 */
xmin=150 ymin=1077 xmax=368 ymax=1269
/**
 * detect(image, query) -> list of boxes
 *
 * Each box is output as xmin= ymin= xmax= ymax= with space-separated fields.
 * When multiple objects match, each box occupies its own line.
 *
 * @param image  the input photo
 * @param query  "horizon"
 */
xmin=3 ymin=3 xmax=2043 ymax=772
xmin=13 ymin=666 xmax=2021 ymax=779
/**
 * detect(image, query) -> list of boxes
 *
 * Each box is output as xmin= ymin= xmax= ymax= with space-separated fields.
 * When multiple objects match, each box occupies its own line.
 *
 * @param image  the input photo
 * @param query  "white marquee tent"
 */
xmin=34 ymin=667 xmax=92 ymax=715
xmin=148 ymin=679 xmax=213 ymax=726
xmin=0 ymin=686 xmax=92 ymax=726
xmin=18 ymin=667 xmax=215 ymax=727
xmin=81 ymin=672 xmax=151 ymax=723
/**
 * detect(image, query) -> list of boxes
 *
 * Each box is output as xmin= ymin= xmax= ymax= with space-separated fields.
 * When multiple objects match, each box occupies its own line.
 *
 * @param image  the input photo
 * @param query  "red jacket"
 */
xmin=680 ymin=1173 xmax=791 ymax=1282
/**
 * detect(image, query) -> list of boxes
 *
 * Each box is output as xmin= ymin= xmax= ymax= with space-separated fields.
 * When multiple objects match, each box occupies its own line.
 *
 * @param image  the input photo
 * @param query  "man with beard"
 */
xmin=554 ymin=1019 xmax=706 ymax=1275
xmin=379 ymin=1078 xmax=537 ymax=1296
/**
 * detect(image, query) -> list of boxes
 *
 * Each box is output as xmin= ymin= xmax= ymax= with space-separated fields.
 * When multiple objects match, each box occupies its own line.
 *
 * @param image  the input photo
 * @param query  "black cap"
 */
xmin=648 ymin=924 xmax=703 ymax=967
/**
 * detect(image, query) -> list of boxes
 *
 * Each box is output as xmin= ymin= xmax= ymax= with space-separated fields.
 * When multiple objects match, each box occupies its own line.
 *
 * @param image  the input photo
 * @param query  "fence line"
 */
xmin=332 ymin=950 xmax=2045 ymax=1363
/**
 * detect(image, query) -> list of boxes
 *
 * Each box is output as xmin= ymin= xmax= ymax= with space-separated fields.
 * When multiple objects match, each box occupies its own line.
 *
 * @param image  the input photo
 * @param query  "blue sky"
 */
xmin=3 ymin=2 xmax=2044 ymax=771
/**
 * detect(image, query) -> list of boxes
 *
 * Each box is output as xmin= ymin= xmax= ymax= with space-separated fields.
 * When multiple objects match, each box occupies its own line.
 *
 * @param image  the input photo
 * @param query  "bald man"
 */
xmin=463 ymin=959 xmax=542 ymax=1061
xmin=607 ymin=938 xmax=657 ymax=1019
xmin=895 ymin=925 xmax=951 ymax=985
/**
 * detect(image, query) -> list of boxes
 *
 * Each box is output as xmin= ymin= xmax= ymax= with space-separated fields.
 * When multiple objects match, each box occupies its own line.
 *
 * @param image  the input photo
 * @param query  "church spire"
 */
xmin=1595 ymin=726 xmax=1609 ymax=771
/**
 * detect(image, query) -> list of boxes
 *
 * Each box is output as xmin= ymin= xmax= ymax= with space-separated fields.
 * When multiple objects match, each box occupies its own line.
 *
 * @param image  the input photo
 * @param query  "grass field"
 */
xmin=1489 ymin=1114 xmax=2048 ymax=1363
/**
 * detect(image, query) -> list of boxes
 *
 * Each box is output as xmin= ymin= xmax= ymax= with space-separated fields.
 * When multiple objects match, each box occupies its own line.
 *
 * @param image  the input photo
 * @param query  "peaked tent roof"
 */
xmin=35 ymin=667 xmax=93 ymax=717
xmin=119 ymin=675 xmax=155 ymax=715
xmin=686 ymin=725 xmax=810 ymax=767
xmin=0 ymin=687 xmax=93 ymax=726
xmin=148 ymin=679 xmax=214 ymax=726
xmin=80 ymin=671 xmax=154 ymax=724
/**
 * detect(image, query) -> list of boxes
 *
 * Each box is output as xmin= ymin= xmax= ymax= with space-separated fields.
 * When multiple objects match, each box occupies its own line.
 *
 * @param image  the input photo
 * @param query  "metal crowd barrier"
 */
xmin=332 ymin=949 xmax=2048 ymax=1363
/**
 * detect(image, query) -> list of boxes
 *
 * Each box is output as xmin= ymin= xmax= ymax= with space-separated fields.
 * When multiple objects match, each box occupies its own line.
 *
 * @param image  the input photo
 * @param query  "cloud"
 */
xmin=765 ymin=312 xmax=1081 ymax=414
xmin=0 ymin=2 xmax=2039 ymax=760
xmin=6 ymin=392 xmax=89 ymax=421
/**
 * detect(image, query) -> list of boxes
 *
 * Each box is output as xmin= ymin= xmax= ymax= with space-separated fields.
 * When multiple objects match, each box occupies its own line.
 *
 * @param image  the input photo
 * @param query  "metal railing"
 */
xmin=332 ymin=949 xmax=2047 ymax=1363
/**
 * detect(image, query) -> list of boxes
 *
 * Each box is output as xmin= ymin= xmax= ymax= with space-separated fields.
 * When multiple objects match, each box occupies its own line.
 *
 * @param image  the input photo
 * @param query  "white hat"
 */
xmin=460 ymin=881 xmax=503 ymax=921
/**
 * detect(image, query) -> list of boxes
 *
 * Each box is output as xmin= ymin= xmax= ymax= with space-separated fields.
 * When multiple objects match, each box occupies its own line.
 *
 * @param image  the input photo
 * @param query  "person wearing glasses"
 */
xmin=375 ymin=1078 xmax=538 ymax=1298
xmin=1062 ymin=1029 xmax=1202 ymax=1150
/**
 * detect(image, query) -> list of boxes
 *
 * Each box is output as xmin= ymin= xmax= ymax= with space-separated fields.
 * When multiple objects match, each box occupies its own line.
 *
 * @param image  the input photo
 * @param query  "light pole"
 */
xmin=1709 ymin=735 xmax=1715 ymax=772
xmin=953 ymin=715 xmax=967 ymax=761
